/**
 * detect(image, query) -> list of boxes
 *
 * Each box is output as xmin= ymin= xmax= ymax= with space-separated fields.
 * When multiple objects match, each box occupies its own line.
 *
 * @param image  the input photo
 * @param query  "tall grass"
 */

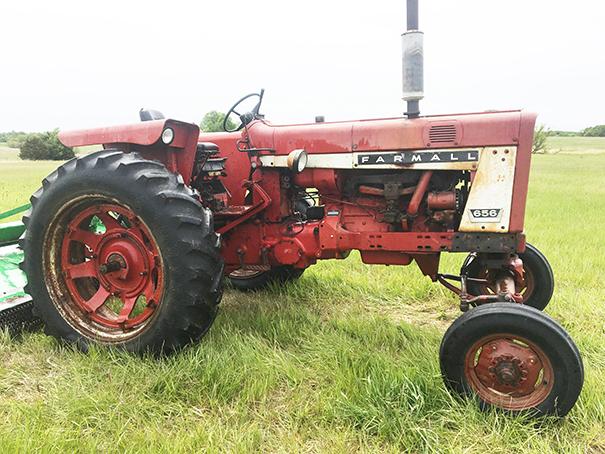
xmin=0 ymin=148 xmax=604 ymax=452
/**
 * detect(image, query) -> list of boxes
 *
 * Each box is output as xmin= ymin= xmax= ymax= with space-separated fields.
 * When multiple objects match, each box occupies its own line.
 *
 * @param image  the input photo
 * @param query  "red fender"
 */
xmin=58 ymin=119 xmax=200 ymax=184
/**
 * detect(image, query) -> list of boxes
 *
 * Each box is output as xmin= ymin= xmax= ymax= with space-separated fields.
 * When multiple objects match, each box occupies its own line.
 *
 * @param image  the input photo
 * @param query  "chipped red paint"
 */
xmin=245 ymin=110 xmax=527 ymax=153
xmin=59 ymin=120 xmax=168 ymax=147
xmin=509 ymin=111 xmax=538 ymax=235
xmin=59 ymin=119 xmax=200 ymax=185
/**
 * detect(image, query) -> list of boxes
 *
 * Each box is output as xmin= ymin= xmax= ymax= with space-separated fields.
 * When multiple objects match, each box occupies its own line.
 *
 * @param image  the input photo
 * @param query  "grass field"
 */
xmin=0 ymin=138 xmax=605 ymax=452
xmin=546 ymin=136 xmax=605 ymax=154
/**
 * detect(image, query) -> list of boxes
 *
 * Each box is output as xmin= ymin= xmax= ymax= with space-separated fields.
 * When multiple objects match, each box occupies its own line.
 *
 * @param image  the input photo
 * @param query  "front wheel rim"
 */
xmin=45 ymin=197 xmax=164 ymax=342
xmin=473 ymin=266 xmax=535 ymax=301
xmin=463 ymin=333 xmax=554 ymax=410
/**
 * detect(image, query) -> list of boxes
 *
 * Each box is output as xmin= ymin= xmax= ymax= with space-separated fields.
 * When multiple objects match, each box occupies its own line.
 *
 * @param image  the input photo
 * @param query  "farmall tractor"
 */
xmin=9 ymin=0 xmax=584 ymax=417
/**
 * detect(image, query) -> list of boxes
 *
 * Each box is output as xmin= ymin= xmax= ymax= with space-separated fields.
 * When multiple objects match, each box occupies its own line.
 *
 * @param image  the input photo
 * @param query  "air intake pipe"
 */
xmin=402 ymin=0 xmax=424 ymax=118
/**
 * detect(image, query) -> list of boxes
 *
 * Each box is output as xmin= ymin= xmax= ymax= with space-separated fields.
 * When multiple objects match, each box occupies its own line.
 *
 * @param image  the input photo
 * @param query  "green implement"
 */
xmin=0 ymin=203 xmax=29 ymax=247
xmin=0 ymin=203 xmax=31 ymax=221
xmin=0 ymin=204 xmax=40 ymax=334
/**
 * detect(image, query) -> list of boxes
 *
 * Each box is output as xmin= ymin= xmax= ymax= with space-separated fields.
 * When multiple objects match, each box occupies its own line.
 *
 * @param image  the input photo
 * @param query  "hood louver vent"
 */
xmin=428 ymin=124 xmax=457 ymax=144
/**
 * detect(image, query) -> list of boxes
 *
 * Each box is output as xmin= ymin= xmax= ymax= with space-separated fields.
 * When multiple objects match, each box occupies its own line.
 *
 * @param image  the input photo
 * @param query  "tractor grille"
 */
xmin=428 ymin=124 xmax=457 ymax=144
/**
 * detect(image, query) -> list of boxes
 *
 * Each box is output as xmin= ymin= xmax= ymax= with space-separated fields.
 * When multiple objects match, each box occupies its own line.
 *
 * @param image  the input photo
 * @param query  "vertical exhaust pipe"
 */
xmin=402 ymin=0 xmax=424 ymax=118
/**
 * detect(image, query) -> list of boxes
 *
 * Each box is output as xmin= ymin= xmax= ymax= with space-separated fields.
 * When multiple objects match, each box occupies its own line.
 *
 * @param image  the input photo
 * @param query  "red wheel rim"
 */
xmin=464 ymin=333 xmax=554 ymax=410
xmin=44 ymin=197 xmax=164 ymax=342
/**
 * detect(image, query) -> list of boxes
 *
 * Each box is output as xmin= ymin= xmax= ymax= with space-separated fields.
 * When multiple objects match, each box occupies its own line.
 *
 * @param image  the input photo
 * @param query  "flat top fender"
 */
xmin=59 ymin=120 xmax=201 ymax=185
xmin=58 ymin=119 xmax=198 ymax=149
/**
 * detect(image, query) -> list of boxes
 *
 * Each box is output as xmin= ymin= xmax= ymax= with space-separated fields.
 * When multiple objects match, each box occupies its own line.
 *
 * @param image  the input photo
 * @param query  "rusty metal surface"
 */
xmin=464 ymin=333 xmax=554 ymax=410
xmin=458 ymin=147 xmax=516 ymax=233
xmin=407 ymin=170 xmax=433 ymax=216
xmin=427 ymin=191 xmax=457 ymax=210
xmin=50 ymin=200 xmax=165 ymax=336
xmin=451 ymin=233 xmax=520 ymax=253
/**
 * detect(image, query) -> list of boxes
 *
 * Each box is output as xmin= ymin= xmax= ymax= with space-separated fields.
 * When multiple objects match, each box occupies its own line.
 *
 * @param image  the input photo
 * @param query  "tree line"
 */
xmin=532 ymin=124 xmax=605 ymax=154
xmin=1 ymin=130 xmax=75 ymax=160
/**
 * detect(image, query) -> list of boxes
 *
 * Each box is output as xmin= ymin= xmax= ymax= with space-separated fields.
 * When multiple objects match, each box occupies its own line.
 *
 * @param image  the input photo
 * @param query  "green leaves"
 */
xmin=581 ymin=125 xmax=605 ymax=137
xmin=200 ymin=111 xmax=236 ymax=133
xmin=18 ymin=129 xmax=74 ymax=161
xmin=532 ymin=125 xmax=550 ymax=154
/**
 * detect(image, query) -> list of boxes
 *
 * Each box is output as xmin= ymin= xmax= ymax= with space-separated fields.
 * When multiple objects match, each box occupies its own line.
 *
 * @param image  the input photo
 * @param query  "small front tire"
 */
xmin=440 ymin=303 xmax=583 ymax=417
xmin=465 ymin=243 xmax=554 ymax=310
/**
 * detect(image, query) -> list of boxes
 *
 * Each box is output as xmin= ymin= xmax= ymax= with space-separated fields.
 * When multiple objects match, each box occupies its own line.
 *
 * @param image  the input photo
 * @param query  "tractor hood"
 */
xmin=245 ymin=110 xmax=536 ymax=154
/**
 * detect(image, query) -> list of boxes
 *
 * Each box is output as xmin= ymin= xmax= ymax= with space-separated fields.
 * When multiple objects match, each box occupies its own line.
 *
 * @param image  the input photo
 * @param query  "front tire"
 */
xmin=440 ymin=303 xmax=583 ymax=416
xmin=21 ymin=150 xmax=224 ymax=355
xmin=465 ymin=243 xmax=554 ymax=310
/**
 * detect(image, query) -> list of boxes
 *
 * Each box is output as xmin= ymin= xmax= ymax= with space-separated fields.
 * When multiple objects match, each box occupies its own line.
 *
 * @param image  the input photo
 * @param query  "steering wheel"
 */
xmin=223 ymin=89 xmax=265 ymax=132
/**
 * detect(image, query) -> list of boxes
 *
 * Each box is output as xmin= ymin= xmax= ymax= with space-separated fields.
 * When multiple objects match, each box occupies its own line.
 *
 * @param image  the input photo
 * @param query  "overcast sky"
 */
xmin=0 ymin=0 xmax=603 ymax=132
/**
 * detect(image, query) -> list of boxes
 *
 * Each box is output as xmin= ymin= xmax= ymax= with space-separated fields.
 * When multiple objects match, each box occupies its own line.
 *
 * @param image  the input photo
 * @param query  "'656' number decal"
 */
xmin=469 ymin=208 xmax=502 ymax=222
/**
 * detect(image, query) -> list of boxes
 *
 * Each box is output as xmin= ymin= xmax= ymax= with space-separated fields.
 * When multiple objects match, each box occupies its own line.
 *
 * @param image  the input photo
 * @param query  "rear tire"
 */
xmin=21 ymin=150 xmax=224 ymax=355
xmin=228 ymin=266 xmax=304 ymax=291
xmin=440 ymin=303 xmax=583 ymax=417
xmin=465 ymin=243 xmax=554 ymax=310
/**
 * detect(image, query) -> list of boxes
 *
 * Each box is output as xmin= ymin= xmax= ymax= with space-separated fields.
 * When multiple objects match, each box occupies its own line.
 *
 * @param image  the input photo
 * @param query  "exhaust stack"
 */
xmin=402 ymin=0 xmax=424 ymax=118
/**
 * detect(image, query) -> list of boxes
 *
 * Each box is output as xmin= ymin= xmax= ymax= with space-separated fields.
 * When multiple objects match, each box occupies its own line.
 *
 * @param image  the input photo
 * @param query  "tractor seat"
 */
xmin=196 ymin=142 xmax=219 ymax=154
xmin=139 ymin=108 xmax=165 ymax=122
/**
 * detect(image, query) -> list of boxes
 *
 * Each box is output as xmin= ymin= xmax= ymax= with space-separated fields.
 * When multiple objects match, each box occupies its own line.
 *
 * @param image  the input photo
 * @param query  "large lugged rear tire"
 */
xmin=21 ymin=150 xmax=224 ymax=355
xmin=440 ymin=303 xmax=583 ymax=417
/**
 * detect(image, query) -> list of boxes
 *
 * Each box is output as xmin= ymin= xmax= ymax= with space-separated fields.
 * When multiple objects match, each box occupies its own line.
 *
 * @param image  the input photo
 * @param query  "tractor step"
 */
xmin=229 ymin=264 xmax=271 ymax=277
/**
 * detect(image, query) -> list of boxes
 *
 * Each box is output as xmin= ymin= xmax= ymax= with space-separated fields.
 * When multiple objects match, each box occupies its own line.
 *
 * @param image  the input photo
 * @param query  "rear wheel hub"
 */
xmin=96 ymin=233 xmax=149 ymax=294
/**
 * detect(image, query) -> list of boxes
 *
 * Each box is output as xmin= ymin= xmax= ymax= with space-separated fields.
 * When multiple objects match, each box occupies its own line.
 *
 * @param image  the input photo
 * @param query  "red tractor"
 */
xmin=20 ymin=1 xmax=583 ymax=417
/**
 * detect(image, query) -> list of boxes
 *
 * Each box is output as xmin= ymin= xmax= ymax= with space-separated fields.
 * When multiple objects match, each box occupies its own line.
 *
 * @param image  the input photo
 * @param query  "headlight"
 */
xmin=161 ymin=127 xmax=174 ymax=145
xmin=287 ymin=149 xmax=308 ymax=174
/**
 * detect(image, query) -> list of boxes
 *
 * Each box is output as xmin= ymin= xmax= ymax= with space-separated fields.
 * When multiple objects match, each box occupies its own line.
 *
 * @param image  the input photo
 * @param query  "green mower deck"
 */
xmin=0 ymin=204 xmax=41 ymax=334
